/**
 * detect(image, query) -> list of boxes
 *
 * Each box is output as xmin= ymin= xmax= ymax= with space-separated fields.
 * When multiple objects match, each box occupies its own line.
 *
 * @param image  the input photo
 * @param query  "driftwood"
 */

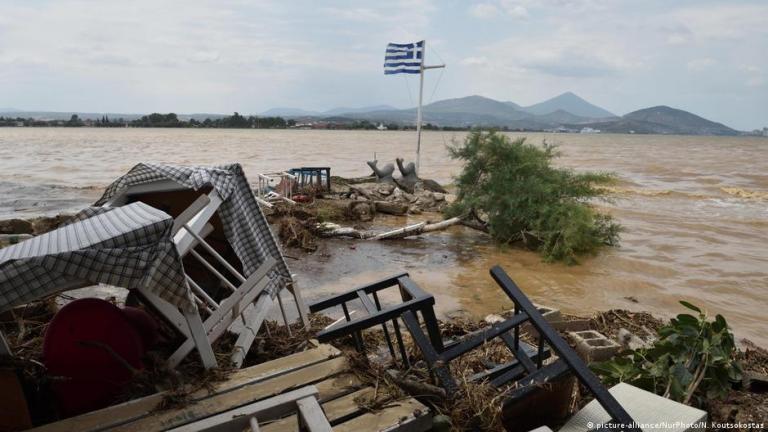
xmin=316 ymin=216 xmax=463 ymax=240
xmin=373 ymin=201 xmax=408 ymax=216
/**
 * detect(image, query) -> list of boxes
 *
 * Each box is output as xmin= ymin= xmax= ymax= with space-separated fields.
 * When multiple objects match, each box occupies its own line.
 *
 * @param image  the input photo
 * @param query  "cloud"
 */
xmin=740 ymin=65 xmax=764 ymax=87
xmin=499 ymin=1 xmax=529 ymax=18
xmin=673 ymin=4 xmax=768 ymax=41
xmin=687 ymin=58 xmax=715 ymax=71
xmin=469 ymin=3 xmax=500 ymax=19
xmin=461 ymin=56 xmax=490 ymax=66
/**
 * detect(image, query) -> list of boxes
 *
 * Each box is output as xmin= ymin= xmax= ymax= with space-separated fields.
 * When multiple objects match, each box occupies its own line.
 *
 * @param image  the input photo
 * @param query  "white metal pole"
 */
xmin=415 ymin=40 xmax=425 ymax=175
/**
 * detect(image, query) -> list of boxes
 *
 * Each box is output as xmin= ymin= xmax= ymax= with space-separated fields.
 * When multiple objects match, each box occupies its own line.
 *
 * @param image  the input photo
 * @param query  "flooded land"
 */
xmin=0 ymin=128 xmax=766 ymax=345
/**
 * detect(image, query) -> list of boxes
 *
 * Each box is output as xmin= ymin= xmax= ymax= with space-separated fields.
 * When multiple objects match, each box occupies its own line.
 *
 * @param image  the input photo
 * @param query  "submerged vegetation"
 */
xmin=593 ymin=301 xmax=742 ymax=405
xmin=446 ymin=130 xmax=621 ymax=264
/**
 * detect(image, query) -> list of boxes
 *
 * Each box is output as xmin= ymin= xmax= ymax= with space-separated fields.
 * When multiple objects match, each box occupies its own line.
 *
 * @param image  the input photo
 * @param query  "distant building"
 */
xmin=376 ymin=123 xmax=387 ymax=131
xmin=580 ymin=127 xmax=601 ymax=134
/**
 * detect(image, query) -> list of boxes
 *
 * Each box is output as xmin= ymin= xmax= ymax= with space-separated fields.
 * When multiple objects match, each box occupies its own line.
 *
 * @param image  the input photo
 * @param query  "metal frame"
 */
xmin=287 ymin=167 xmax=331 ymax=193
xmin=397 ymin=266 xmax=639 ymax=431
xmin=256 ymin=172 xmax=297 ymax=206
xmin=489 ymin=266 xmax=640 ymax=431
xmin=166 ymin=385 xmax=332 ymax=432
xmin=308 ymin=273 xmax=442 ymax=367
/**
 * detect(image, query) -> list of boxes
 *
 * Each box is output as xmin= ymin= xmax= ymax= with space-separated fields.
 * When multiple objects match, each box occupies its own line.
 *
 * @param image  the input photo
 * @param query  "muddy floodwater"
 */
xmin=0 ymin=128 xmax=766 ymax=345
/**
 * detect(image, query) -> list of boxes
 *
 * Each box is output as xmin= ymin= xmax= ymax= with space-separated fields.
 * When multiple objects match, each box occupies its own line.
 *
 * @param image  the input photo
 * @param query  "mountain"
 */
xmin=421 ymin=95 xmax=529 ymax=120
xmin=522 ymin=92 xmax=616 ymax=119
xmin=260 ymin=107 xmax=322 ymax=117
xmin=571 ymin=106 xmax=738 ymax=136
xmin=322 ymin=105 xmax=397 ymax=116
xmin=621 ymin=106 xmax=737 ymax=135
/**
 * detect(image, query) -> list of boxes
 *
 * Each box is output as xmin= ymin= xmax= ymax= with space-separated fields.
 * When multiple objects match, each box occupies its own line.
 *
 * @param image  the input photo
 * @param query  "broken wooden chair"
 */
xmin=402 ymin=265 xmax=640 ymax=432
xmin=308 ymin=273 xmax=443 ymax=368
xmin=98 ymin=164 xmax=309 ymax=368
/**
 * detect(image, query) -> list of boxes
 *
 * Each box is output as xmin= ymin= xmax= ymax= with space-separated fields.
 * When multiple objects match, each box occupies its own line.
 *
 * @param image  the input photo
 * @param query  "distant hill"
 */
xmin=572 ymin=106 xmax=738 ymax=136
xmin=521 ymin=92 xmax=616 ymax=118
xmin=335 ymin=94 xmax=611 ymax=128
xmin=323 ymin=105 xmax=398 ymax=116
xmin=260 ymin=107 xmax=321 ymax=117
xmin=3 ymin=95 xmax=740 ymax=135
xmin=622 ymin=106 xmax=737 ymax=135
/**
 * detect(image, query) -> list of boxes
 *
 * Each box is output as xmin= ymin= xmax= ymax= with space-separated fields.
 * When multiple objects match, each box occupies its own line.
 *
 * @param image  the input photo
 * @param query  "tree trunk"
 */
xmin=315 ymin=217 xmax=462 ymax=241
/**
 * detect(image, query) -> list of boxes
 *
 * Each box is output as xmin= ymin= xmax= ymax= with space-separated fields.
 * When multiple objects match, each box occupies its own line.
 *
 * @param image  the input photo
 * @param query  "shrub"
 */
xmin=446 ymin=130 xmax=621 ymax=263
xmin=592 ymin=301 xmax=742 ymax=405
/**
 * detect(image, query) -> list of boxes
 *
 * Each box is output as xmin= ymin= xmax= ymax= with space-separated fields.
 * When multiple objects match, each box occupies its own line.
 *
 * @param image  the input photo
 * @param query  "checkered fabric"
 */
xmin=0 ymin=202 xmax=193 ymax=313
xmin=94 ymin=163 xmax=292 ymax=298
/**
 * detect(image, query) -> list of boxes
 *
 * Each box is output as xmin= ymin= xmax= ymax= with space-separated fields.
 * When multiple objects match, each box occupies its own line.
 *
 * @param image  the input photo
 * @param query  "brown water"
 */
xmin=0 ymin=128 xmax=766 ymax=344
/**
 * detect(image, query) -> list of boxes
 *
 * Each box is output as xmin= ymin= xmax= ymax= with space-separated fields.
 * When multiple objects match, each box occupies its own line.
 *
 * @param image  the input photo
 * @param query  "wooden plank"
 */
xmin=166 ymin=386 xmax=320 ymax=432
xmin=333 ymin=398 xmax=432 ymax=432
xmin=29 ymin=345 xmax=340 ymax=432
xmin=110 ymin=356 xmax=351 ymax=432
xmin=260 ymin=387 xmax=374 ymax=432
xmin=296 ymin=396 xmax=333 ymax=432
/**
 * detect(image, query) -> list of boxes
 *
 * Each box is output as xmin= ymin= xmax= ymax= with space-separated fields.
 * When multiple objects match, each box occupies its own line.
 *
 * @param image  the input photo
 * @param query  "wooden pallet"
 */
xmin=29 ymin=344 xmax=431 ymax=432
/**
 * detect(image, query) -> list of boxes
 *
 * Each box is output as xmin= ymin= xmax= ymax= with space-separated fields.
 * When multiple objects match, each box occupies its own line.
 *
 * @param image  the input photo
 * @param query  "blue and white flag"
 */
xmin=384 ymin=41 xmax=424 ymax=75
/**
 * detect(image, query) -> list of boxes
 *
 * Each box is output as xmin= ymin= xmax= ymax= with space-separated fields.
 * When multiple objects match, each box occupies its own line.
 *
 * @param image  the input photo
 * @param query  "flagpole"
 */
xmin=415 ymin=40 xmax=426 ymax=175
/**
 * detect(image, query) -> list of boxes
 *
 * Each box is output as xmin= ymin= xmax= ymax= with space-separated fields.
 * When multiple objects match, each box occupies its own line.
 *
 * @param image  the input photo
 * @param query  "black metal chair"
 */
xmin=308 ymin=273 xmax=443 ymax=367
xmin=403 ymin=265 xmax=640 ymax=432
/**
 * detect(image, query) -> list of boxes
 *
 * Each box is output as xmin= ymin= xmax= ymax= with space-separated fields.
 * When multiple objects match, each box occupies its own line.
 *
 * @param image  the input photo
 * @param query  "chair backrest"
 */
xmin=401 ymin=266 xmax=640 ymax=432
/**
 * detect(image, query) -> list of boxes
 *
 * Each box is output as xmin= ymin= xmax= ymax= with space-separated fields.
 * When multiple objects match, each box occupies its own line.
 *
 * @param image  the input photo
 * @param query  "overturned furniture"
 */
xmin=307 ymin=266 xmax=641 ymax=432
xmin=288 ymin=167 xmax=331 ymax=193
xmin=0 ymin=202 xmax=219 ymax=367
xmin=97 ymin=163 xmax=309 ymax=368
xmin=255 ymin=171 xmax=297 ymax=207
xmin=403 ymin=266 xmax=640 ymax=431
xmin=308 ymin=272 xmax=443 ymax=368
xmin=29 ymin=344 xmax=432 ymax=432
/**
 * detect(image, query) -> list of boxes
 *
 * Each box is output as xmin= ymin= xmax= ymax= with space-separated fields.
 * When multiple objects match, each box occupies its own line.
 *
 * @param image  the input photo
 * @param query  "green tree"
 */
xmin=66 ymin=114 xmax=84 ymax=127
xmin=446 ymin=130 xmax=620 ymax=264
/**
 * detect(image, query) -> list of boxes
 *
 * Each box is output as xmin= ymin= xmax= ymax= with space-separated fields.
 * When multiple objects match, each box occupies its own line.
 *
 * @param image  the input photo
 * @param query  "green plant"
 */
xmin=592 ymin=302 xmax=742 ymax=405
xmin=446 ymin=130 xmax=620 ymax=264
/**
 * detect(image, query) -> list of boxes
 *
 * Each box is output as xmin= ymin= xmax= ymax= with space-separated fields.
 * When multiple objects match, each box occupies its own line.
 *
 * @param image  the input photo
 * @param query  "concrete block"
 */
xmin=552 ymin=318 xmax=591 ymax=332
xmin=568 ymin=330 xmax=620 ymax=363
xmin=520 ymin=303 xmax=564 ymax=337
xmin=559 ymin=382 xmax=707 ymax=432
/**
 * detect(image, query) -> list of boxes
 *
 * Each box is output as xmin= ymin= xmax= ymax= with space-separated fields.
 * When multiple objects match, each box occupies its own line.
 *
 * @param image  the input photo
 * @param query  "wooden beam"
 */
xmin=260 ymin=387 xmax=375 ymax=432
xmin=166 ymin=386 xmax=321 ymax=432
xmin=333 ymin=398 xmax=431 ymax=432
xmin=110 ymin=357 xmax=351 ymax=432
xmin=28 ymin=345 xmax=341 ymax=432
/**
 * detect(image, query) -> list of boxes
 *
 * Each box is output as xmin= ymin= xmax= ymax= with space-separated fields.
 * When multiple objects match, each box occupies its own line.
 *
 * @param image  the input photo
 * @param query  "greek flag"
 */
xmin=384 ymin=41 xmax=424 ymax=75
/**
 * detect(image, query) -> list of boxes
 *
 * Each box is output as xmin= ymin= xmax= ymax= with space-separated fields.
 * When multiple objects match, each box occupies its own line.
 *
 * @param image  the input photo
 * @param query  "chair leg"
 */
xmin=287 ymin=281 xmax=310 ymax=329
xmin=182 ymin=306 xmax=218 ymax=369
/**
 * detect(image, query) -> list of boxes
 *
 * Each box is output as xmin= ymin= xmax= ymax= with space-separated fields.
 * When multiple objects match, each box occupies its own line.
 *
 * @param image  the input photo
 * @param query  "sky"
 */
xmin=0 ymin=0 xmax=766 ymax=130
